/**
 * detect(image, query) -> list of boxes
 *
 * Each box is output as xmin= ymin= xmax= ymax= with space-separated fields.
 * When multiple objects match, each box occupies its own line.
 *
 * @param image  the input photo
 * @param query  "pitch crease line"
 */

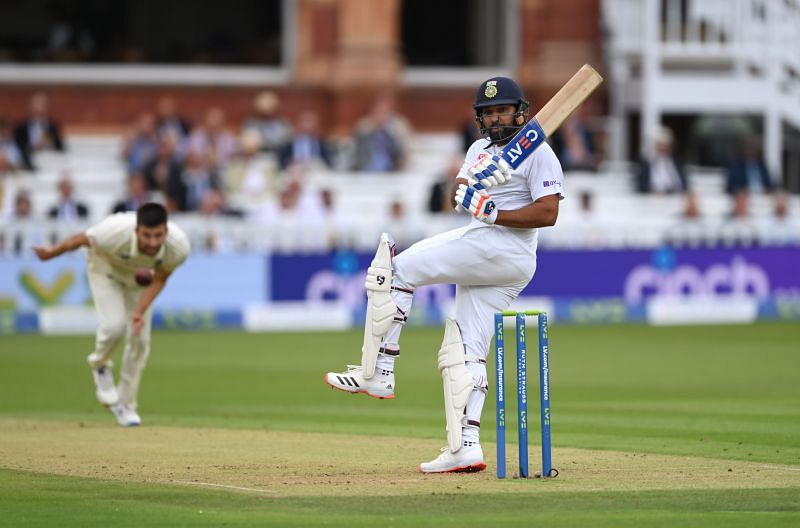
xmin=756 ymin=465 xmax=800 ymax=472
xmin=175 ymin=480 xmax=276 ymax=493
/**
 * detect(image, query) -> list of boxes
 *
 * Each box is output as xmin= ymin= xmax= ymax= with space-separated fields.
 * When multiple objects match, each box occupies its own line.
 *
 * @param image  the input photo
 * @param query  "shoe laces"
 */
xmin=343 ymin=365 xmax=363 ymax=374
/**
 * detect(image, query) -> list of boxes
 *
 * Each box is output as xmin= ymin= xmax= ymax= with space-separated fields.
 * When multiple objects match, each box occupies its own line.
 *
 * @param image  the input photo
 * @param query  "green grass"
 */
xmin=1 ymin=322 xmax=799 ymax=526
xmin=1 ymin=470 xmax=798 ymax=528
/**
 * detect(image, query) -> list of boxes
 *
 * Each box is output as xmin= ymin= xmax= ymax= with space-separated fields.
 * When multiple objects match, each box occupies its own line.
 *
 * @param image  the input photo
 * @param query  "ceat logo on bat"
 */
xmin=508 ymin=128 xmax=541 ymax=163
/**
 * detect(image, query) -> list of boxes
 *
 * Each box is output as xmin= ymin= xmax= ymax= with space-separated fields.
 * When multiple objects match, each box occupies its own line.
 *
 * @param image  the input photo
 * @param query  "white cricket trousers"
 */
xmin=86 ymin=268 xmax=152 ymax=410
xmin=389 ymin=224 xmax=537 ymax=361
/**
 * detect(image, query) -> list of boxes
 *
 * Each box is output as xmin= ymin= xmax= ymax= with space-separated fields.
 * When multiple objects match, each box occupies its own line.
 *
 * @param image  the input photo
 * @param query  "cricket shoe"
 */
xmin=324 ymin=365 xmax=395 ymax=399
xmin=89 ymin=364 xmax=119 ymax=406
xmin=109 ymin=402 xmax=141 ymax=427
xmin=419 ymin=444 xmax=486 ymax=474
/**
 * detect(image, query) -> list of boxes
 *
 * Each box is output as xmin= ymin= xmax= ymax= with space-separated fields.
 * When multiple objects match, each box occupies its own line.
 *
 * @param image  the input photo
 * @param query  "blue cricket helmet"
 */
xmin=473 ymin=77 xmax=530 ymax=145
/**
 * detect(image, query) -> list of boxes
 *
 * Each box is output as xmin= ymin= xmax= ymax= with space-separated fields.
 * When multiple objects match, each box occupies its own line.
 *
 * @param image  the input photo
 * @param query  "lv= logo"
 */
xmin=19 ymin=270 xmax=76 ymax=305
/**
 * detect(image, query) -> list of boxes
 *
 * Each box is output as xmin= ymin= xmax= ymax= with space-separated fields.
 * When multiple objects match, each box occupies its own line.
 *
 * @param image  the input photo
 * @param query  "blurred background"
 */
xmin=1 ymin=0 xmax=799 ymax=333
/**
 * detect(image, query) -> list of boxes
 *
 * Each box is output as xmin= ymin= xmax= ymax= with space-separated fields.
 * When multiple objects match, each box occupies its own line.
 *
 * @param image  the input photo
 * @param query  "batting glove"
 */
xmin=455 ymin=183 xmax=498 ymax=224
xmin=467 ymin=155 xmax=513 ymax=190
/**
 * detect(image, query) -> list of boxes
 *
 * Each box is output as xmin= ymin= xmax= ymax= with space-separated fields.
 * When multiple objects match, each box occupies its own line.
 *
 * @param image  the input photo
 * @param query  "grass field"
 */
xmin=1 ymin=322 xmax=799 ymax=527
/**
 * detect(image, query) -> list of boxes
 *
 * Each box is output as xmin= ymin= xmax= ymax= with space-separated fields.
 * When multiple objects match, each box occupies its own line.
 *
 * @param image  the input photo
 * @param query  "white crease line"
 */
xmin=757 ymin=465 xmax=800 ymax=472
xmin=175 ymin=480 xmax=276 ymax=493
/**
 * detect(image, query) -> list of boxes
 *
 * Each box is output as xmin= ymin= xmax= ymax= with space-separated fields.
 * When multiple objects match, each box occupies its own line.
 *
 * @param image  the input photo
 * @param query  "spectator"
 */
xmin=681 ymin=191 xmax=702 ymax=220
xmin=725 ymin=137 xmax=774 ymax=196
xmin=143 ymin=133 xmax=183 ymax=193
xmin=636 ymin=126 xmax=688 ymax=194
xmin=550 ymin=109 xmax=598 ymax=172
xmin=0 ymin=119 xmax=23 ymax=170
xmin=0 ymin=157 xmax=17 ymax=221
xmin=12 ymin=189 xmax=36 ymax=253
xmin=123 ymin=113 xmax=159 ymax=173
xmin=225 ymin=129 xmax=274 ymax=197
xmin=352 ymin=93 xmax=411 ymax=172
xmin=172 ymin=149 xmax=220 ymax=212
xmin=14 ymin=92 xmax=65 ymax=171
xmin=242 ymin=90 xmax=290 ymax=154
xmin=383 ymin=200 xmax=424 ymax=249
xmin=188 ymin=107 xmax=237 ymax=169
xmin=278 ymin=110 xmax=334 ymax=170
xmin=319 ymin=188 xmax=354 ymax=248
xmin=428 ymin=156 xmax=463 ymax=213
xmin=14 ymin=190 xmax=33 ymax=219
xmin=47 ymin=174 xmax=89 ymax=221
xmin=112 ymin=173 xmax=152 ymax=214
xmin=759 ymin=191 xmax=797 ymax=245
xmin=729 ymin=190 xmax=751 ymax=219
xmin=46 ymin=9 xmax=95 ymax=61
xmin=155 ymin=97 xmax=191 ymax=140
xmin=198 ymin=188 xmax=243 ymax=218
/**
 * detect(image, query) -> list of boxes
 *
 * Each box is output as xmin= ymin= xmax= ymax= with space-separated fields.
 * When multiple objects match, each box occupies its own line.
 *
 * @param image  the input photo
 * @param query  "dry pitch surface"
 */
xmin=2 ymin=418 xmax=798 ymax=497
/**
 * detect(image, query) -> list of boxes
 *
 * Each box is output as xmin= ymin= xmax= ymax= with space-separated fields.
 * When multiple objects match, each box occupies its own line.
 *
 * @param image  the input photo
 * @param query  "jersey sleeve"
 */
xmin=529 ymin=143 xmax=565 ymax=202
xmin=85 ymin=213 xmax=132 ymax=251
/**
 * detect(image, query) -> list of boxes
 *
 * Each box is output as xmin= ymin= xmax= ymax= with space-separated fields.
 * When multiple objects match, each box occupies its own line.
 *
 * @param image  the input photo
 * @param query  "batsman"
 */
xmin=326 ymin=76 xmax=565 ymax=473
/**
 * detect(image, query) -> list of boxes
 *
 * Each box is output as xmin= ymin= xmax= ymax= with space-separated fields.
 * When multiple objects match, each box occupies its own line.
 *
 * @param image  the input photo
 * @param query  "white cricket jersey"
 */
xmin=459 ymin=138 xmax=565 ymax=248
xmin=85 ymin=212 xmax=190 ymax=287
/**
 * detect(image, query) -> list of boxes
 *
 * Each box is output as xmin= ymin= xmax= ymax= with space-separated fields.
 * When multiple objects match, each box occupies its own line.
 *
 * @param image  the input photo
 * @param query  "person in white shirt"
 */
xmin=33 ymin=203 xmax=190 ymax=427
xmin=325 ymin=77 xmax=564 ymax=474
xmin=636 ymin=126 xmax=688 ymax=194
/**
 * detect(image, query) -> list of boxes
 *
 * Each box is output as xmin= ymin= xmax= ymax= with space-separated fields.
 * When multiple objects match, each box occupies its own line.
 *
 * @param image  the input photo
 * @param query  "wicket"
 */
xmin=494 ymin=310 xmax=557 ymax=479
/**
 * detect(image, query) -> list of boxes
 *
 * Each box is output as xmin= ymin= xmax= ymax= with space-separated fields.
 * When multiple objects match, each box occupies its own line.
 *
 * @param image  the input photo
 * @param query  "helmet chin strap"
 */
xmin=485 ymin=125 xmax=521 ymax=146
xmin=477 ymin=107 xmax=529 ymax=146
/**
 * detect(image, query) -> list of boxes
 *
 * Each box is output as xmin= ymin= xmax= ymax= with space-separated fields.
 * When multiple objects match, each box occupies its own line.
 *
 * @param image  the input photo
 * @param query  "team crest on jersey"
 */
xmin=484 ymin=81 xmax=498 ymax=98
xmin=477 ymin=153 xmax=489 ymax=161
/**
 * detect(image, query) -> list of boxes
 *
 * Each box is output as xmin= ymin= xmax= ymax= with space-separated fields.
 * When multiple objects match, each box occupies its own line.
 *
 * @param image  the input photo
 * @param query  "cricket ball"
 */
xmin=134 ymin=268 xmax=154 ymax=287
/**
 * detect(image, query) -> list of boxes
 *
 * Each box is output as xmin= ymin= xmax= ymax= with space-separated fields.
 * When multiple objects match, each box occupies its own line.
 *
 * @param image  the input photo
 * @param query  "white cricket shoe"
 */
xmin=324 ymin=365 xmax=395 ymax=399
xmin=109 ymin=402 xmax=141 ymax=427
xmin=90 ymin=365 xmax=119 ymax=406
xmin=419 ymin=444 xmax=486 ymax=474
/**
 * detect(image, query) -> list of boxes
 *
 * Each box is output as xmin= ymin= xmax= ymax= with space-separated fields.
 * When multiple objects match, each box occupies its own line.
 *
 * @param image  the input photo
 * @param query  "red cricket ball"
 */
xmin=134 ymin=268 xmax=154 ymax=286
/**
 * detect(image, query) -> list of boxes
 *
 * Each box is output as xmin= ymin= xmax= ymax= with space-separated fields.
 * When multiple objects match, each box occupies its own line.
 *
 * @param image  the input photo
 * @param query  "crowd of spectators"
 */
xmin=1 ymin=90 xmax=797 ymax=254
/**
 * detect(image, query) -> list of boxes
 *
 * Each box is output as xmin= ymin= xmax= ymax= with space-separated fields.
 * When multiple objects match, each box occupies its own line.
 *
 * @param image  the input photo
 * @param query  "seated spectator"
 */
xmin=14 ymin=92 xmax=65 ymax=171
xmin=383 ymin=199 xmax=423 ymax=249
xmin=759 ymin=191 xmax=797 ymax=245
xmin=225 ymin=129 xmax=274 ymax=197
xmin=550 ymin=109 xmax=598 ymax=172
xmin=111 ymin=173 xmax=151 ymax=214
xmin=278 ymin=110 xmax=334 ymax=170
xmin=681 ymin=191 xmax=702 ymax=220
xmin=725 ymin=137 xmax=774 ymax=196
xmin=0 ymin=159 xmax=17 ymax=221
xmin=319 ymin=188 xmax=354 ymax=248
xmin=189 ymin=107 xmax=237 ymax=169
xmin=14 ymin=190 xmax=33 ymax=219
xmin=123 ymin=113 xmax=159 ymax=173
xmin=636 ymin=126 xmax=688 ymax=194
xmin=143 ymin=133 xmax=183 ymax=193
xmin=47 ymin=174 xmax=88 ymax=221
xmin=0 ymin=119 xmax=23 ymax=170
xmin=428 ymin=156 xmax=463 ymax=213
xmin=242 ymin=90 xmax=290 ymax=154
xmin=155 ymin=96 xmax=191 ymax=140
xmin=352 ymin=93 xmax=411 ymax=172
xmin=198 ymin=188 xmax=244 ymax=218
xmin=171 ymin=149 xmax=220 ymax=212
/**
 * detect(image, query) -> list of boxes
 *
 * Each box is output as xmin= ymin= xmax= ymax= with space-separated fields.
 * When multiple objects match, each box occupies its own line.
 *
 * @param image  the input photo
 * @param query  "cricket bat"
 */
xmin=500 ymin=64 xmax=603 ymax=169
